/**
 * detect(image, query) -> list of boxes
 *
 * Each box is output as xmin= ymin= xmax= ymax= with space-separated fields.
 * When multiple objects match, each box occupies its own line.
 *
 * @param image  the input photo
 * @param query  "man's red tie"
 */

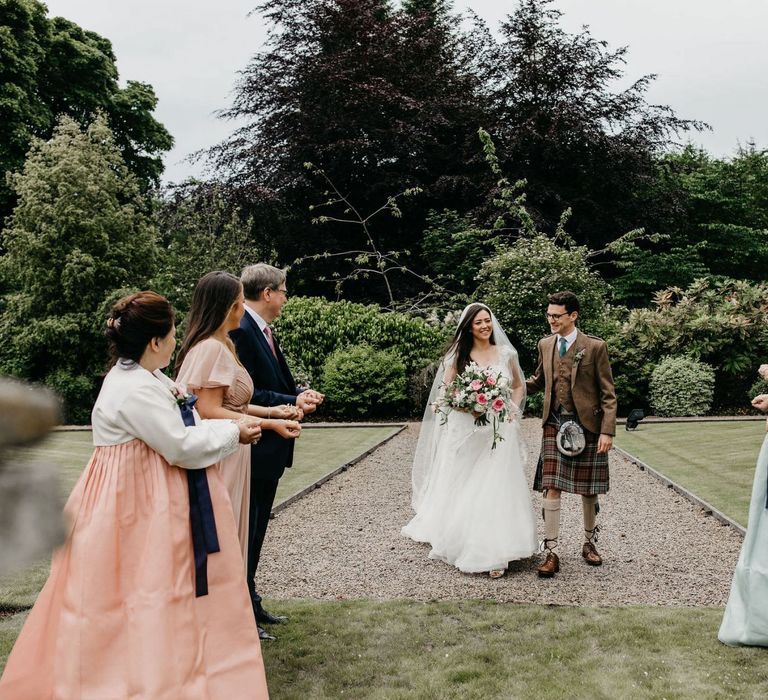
xmin=263 ymin=325 xmax=278 ymax=359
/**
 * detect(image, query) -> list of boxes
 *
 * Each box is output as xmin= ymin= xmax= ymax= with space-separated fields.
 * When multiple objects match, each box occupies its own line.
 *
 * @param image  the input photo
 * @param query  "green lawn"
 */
xmin=276 ymin=426 xmax=401 ymax=505
xmin=0 ymin=426 xmax=400 ymax=612
xmin=3 ymin=601 xmax=766 ymax=698
xmin=615 ymin=421 xmax=764 ymax=528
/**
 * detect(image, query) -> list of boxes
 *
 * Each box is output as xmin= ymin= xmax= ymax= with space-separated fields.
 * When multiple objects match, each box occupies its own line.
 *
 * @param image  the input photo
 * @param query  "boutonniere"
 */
xmin=573 ymin=348 xmax=586 ymax=365
xmin=171 ymin=385 xmax=195 ymax=407
xmin=171 ymin=385 xmax=198 ymax=426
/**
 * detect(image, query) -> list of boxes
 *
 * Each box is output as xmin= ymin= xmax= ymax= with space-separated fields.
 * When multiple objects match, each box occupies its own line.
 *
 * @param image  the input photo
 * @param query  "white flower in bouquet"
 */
xmin=434 ymin=362 xmax=516 ymax=450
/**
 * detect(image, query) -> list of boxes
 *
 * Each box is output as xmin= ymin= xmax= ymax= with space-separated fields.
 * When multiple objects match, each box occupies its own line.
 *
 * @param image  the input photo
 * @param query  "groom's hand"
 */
xmin=597 ymin=434 xmax=613 ymax=454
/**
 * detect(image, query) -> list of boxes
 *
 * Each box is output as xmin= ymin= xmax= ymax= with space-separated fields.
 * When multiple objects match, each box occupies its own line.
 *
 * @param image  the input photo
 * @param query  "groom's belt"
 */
xmin=546 ymin=406 xmax=578 ymax=425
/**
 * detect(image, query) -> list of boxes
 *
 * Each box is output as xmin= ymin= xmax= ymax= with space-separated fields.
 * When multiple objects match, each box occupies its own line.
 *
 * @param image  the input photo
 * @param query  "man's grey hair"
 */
xmin=241 ymin=263 xmax=286 ymax=300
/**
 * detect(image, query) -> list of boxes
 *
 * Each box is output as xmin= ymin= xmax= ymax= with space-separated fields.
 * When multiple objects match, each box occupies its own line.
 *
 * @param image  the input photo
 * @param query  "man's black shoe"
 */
xmin=258 ymin=626 xmax=277 ymax=642
xmin=257 ymin=608 xmax=288 ymax=625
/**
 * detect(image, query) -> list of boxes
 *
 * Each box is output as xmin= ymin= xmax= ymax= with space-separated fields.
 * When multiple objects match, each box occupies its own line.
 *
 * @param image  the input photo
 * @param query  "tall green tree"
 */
xmin=664 ymin=145 xmax=768 ymax=280
xmin=153 ymin=180 xmax=276 ymax=316
xmin=209 ymin=0 xmax=490 ymax=301
xmin=0 ymin=114 xmax=159 ymax=421
xmin=485 ymin=0 xmax=704 ymax=248
xmin=607 ymin=145 xmax=768 ymax=305
xmin=0 ymin=0 xmax=172 ymax=216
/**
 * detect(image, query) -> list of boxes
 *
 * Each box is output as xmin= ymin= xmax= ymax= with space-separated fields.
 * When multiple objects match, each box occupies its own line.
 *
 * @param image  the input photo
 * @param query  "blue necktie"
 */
xmin=559 ymin=337 xmax=567 ymax=358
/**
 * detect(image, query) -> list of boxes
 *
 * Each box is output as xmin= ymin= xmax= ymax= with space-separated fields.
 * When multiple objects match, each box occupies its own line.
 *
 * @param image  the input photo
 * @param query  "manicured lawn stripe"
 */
xmin=615 ymin=421 xmax=762 ymax=528
xmin=258 ymin=601 xmax=767 ymax=699
xmin=275 ymin=426 xmax=401 ymax=506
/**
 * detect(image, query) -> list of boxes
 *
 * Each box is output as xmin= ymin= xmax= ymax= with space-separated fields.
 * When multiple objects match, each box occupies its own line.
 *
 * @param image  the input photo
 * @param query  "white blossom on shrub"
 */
xmin=649 ymin=355 xmax=715 ymax=417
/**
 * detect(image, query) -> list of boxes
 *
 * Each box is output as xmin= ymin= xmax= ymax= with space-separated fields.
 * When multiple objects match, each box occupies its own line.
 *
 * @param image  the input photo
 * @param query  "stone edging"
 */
xmin=272 ymin=424 xmax=407 ymax=515
xmin=617 ymin=416 xmax=763 ymax=424
xmin=612 ymin=445 xmax=746 ymax=537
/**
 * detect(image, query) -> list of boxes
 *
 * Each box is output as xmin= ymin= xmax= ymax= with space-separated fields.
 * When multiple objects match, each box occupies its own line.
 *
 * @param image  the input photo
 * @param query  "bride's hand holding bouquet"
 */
xmin=434 ymin=361 xmax=519 ymax=450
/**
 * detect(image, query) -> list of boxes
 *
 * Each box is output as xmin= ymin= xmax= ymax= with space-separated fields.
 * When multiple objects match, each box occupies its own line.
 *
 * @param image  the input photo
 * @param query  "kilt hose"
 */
xmin=533 ymin=414 xmax=609 ymax=495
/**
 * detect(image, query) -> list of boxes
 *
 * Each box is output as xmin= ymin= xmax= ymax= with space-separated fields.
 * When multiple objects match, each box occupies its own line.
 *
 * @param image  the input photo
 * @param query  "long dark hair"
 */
xmin=105 ymin=291 xmax=175 ymax=368
xmin=446 ymin=303 xmax=495 ymax=373
xmin=174 ymin=271 xmax=242 ymax=375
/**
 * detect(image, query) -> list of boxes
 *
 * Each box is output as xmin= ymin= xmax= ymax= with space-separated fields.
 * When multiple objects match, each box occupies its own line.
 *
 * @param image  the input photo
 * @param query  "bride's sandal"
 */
xmin=489 ymin=568 xmax=506 ymax=579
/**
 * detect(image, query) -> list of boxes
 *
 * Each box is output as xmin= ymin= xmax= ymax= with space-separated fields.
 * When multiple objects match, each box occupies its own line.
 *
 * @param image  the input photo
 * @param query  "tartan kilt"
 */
xmin=533 ymin=419 xmax=609 ymax=495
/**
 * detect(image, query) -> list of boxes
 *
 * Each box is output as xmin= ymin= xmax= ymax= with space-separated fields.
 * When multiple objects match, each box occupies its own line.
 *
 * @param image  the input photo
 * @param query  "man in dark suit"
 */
xmin=231 ymin=263 xmax=324 ymax=641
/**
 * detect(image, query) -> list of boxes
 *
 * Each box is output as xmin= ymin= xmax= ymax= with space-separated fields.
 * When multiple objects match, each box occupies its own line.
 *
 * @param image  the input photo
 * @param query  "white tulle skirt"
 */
xmin=402 ymin=411 xmax=537 ymax=572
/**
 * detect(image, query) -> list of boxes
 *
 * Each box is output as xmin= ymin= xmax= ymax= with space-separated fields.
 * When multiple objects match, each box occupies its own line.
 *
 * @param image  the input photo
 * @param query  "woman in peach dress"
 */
xmin=0 ymin=291 xmax=269 ymax=699
xmin=176 ymin=271 xmax=301 ymax=565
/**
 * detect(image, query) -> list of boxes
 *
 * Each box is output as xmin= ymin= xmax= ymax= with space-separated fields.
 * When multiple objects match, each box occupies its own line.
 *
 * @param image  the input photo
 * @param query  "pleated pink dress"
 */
xmin=0 ymin=363 xmax=269 ymax=700
xmin=176 ymin=338 xmax=254 ymax=566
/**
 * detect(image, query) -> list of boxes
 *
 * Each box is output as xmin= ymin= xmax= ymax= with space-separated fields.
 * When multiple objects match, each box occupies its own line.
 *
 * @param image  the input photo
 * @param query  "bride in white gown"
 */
xmin=402 ymin=303 xmax=537 ymax=577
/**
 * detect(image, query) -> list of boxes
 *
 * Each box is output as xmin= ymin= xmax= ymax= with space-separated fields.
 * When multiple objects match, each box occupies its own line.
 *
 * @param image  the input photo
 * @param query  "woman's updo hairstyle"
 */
xmin=105 ymin=291 xmax=175 ymax=366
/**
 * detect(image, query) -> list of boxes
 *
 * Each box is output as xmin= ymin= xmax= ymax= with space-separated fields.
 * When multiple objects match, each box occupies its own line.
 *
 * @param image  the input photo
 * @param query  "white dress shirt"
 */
xmin=244 ymin=305 xmax=268 ymax=333
xmin=557 ymin=328 xmax=578 ymax=354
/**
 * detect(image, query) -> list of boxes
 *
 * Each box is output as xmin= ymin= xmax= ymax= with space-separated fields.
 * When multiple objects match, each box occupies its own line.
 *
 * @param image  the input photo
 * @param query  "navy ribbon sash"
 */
xmin=179 ymin=394 xmax=220 ymax=597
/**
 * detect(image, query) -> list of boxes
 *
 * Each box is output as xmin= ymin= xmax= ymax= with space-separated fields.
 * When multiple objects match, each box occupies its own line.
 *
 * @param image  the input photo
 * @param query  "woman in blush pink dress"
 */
xmin=176 ymin=271 xmax=301 ymax=566
xmin=0 ymin=291 xmax=269 ymax=699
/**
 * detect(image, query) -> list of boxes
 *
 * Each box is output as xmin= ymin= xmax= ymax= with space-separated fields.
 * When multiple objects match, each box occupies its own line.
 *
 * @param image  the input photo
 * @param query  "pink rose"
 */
xmin=486 ymin=376 xmax=497 ymax=386
xmin=492 ymin=398 xmax=505 ymax=412
xmin=469 ymin=379 xmax=483 ymax=391
xmin=476 ymin=393 xmax=488 ymax=405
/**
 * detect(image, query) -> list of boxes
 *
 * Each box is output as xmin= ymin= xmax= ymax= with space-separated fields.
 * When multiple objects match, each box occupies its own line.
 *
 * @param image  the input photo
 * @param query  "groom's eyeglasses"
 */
xmin=270 ymin=287 xmax=289 ymax=299
xmin=545 ymin=312 xmax=571 ymax=320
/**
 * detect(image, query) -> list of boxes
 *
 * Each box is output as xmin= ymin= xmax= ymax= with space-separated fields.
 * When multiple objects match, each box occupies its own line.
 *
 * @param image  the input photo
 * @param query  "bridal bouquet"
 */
xmin=435 ymin=361 xmax=516 ymax=450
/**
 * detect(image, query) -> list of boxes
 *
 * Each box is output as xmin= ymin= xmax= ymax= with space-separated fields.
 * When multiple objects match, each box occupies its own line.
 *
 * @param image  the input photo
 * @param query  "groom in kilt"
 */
xmin=526 ymin=291 xmax=617 ymax=578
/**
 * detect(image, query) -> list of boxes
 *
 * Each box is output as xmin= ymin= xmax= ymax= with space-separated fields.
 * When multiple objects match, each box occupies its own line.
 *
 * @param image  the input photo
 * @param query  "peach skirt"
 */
xmin=0 ymin=440 xmax=269 ymax=700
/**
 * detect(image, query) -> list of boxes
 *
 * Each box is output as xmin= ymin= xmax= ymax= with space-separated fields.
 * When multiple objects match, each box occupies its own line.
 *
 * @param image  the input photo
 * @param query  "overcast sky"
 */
xmin=44 ymin=0 xmax=768 ymax=184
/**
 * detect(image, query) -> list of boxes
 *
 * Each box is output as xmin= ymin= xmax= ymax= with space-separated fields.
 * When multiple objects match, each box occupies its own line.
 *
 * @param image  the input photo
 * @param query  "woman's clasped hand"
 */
xmin=235 ymin=416 xmax=263 ymax=443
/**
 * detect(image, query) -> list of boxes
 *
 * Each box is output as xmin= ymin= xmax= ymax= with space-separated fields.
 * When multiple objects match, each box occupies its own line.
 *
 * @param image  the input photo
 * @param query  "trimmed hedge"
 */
xmin=274 ymin=297 xmax=448 ymax=414
xmin=321 ymin=344 xmax=408 ymax=418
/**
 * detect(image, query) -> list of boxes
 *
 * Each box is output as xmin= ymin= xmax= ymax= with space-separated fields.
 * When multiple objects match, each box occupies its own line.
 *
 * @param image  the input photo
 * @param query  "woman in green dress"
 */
xmin=719 ymin=364 xmax=768 ymax=646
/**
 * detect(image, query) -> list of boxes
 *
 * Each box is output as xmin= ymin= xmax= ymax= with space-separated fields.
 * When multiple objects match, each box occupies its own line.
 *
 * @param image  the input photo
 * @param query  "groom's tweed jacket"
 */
xmin=526 ymin=330 xmax=617 ymax=436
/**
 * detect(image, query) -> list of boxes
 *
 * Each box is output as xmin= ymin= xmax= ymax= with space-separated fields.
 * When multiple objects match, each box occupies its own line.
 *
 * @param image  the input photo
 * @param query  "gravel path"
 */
xmin=258 ymin=420 xmax=744 ymax=607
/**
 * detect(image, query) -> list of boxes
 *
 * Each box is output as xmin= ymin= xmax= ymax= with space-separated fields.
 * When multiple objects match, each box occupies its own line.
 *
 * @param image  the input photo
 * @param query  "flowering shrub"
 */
xmin=476 ymin=234 xmax=611 ymax=371
xmin=619 ymin=278 xmax=768 ymax=411
xmin=649 ymin=355 xmax=715 ymax=417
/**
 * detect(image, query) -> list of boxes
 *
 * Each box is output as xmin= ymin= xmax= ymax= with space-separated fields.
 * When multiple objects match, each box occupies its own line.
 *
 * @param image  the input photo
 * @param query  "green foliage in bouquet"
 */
xmin=320 ymin=345 xmax=407 ymax=418
xmin=649 ymin=356 xmax=715 ymax=417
